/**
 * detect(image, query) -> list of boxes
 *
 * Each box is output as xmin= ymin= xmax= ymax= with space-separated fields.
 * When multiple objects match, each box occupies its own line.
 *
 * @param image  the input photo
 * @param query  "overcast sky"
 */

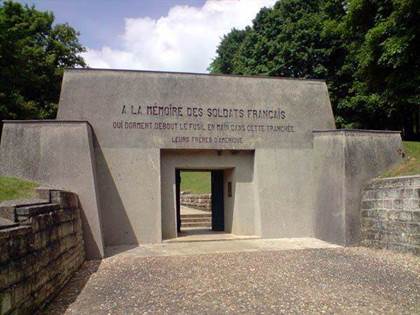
xmin=19 ymin=0 xmax=275 ymax=72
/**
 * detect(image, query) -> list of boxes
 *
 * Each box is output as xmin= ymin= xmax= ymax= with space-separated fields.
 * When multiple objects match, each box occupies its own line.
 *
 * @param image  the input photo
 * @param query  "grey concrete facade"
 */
xmin=0 ymin=69 xmax=403 ymax=258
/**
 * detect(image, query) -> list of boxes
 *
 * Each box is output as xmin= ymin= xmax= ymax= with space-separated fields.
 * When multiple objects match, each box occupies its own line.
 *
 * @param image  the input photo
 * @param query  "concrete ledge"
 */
xmin=2 ymin=119 xmax=89 ymax=123
xmin=64 ymin=67 xmax=327 ymax=83
xmin=367 ymin=175 xmax=420 ymax=187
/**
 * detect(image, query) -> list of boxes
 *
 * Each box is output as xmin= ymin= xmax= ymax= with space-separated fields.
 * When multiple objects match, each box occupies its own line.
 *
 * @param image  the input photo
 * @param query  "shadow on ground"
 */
xmin=41 ymin=260 xmax=101 ymax=315
xmin=104 ymin=244 xmax=139 ymax=258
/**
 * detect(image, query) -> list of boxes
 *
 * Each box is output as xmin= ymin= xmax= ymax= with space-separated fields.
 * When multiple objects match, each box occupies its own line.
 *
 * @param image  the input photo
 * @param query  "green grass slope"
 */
xmin=381 ymin=141 xmax=420 ymax=177
xmin=0 ymin=176 xmax=38 ymax=202
xmin=180 ymin=171 xmax=211 ymax=194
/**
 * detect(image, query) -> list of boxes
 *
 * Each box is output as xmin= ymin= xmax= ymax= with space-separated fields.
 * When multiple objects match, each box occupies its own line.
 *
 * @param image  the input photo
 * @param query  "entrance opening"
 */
xmin=176 ymin=169 xmax=224 ymax=236
xmin=161 ymin=149 xmax=256 ymax=242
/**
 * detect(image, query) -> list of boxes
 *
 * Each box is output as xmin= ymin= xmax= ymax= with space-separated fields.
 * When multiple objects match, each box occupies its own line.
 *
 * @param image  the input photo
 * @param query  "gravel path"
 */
xmin=44 ymin=247 xmax=419 ymax=314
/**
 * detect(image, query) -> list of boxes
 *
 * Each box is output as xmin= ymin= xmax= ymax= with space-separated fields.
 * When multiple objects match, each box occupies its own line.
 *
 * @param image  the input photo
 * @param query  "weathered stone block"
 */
xmin=0 ymin=205 xmax=15 ymax=222
xmin=402 ymin=189 xmax=414 ymax=198
xmin=36 ymin=187 xmax=52 ymax=201
xmin=361 ymin=200 xmax=374 ymax=210
xmin=361 ymin=190 xmax=373 ymax=200
xmin=50 ymin=190 xmax=79 ymax=209
xmin=384 ymin=189 xmax=403 ymax=199
xmin=16 ymin=203 xmax=60 ymax=219
xmin=406 ymin=233 xmax=420 ymax=245
xmin=383 ymin=200 xmax=393 ymax=209
xmin=398 ymin=211 xmax=412 ymax=221
xmin=412 ymin=211 xmax=420 ymax=222
xmin=393 ymin=199 xmax=403 ymax=210
xmin=360 ymin=176 xmax=420 ymax=255
xmin=58 ymin=222 xmax=75 ymax=239
xmin=404 ymin=198 xmax=420 ymax=210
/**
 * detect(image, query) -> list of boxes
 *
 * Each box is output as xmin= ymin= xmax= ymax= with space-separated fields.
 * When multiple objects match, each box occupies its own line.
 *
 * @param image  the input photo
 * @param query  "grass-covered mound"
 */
xmin=0 ymin=176 xmax=38 ymax=202
xmin=181 ymin=171 xmax=211 ymax=194
xmin=382 ymin=141 xmax=420 ymax=177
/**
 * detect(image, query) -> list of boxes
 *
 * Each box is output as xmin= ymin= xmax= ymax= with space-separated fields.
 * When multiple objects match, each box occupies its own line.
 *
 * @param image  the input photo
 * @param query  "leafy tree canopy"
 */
xmin=342 ymin=0 xmax=419 ymax=137
xmin=0 ymin=0 xmax=85 ymax=122
xmin=209 ymin=0 xmax=419 ymax=139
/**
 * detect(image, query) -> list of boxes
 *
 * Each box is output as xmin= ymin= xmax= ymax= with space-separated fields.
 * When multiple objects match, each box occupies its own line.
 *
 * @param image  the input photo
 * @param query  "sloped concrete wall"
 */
xmin=0 ymin=122 xmax=104 ymax=259
xmin=313 ymin=133 xmax=346 ymax=244
xmin=313 ymin=130 xmax=403 ymax=245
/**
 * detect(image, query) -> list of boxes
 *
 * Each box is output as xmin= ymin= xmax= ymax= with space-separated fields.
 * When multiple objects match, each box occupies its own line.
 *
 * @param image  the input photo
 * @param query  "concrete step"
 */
xmin=181 ymin=214 xmax=211 ymax=219
xmin=182 ymin=220 xmax=211 ymax=225
xmin=181 ymin=218 xmax=211 ymax=222
xmin=181 ymin=217 xmax=211 ymax=223
xmin=182 ymin=223 xmax=211 ymax=228
xmin=181 ymin=213 xmax=211 ymax=228
xmin=181 ymin=222 xmax=212 ymax=228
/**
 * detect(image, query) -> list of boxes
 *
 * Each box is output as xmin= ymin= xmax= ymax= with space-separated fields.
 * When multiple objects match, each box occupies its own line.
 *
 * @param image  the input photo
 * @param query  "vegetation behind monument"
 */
xmin=209 ymin=0 xmax=419 ymax=140
xmin=0 ymin=1 xmax=85 ymax=126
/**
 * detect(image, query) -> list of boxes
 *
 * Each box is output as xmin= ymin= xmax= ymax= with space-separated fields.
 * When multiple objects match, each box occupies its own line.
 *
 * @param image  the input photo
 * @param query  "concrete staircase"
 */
xmin=181 ymin=213 xmax=211 ymax=229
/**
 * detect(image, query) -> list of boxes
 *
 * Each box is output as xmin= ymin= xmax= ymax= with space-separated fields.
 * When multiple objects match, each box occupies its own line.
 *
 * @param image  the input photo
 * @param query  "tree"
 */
xmin=209 ymin=0 xmax=420 ymax=138
xmin=0 ymin=1 xmax=85 ymax=124
xmin=209 ymin=0 xmax=350 ymax=127
xmin=342 ymin=0 xmax=420 ymax=139
xmin=208 ymin=28 xmax=246 ymax=74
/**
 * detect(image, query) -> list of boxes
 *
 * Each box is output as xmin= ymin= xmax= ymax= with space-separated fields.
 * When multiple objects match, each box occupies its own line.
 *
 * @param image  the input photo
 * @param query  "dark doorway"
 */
xmin=175 ymin=169 xmax=224 ymax=234
xmin=211 ymin=170 xmax=224 ymax=231
xmin=175 ymin=169 xmax=181 ymax=233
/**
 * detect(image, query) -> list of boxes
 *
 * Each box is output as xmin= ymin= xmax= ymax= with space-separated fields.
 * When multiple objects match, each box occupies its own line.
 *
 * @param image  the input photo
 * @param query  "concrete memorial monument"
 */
xmin=0 ymin=69 xmax=402 ymax=258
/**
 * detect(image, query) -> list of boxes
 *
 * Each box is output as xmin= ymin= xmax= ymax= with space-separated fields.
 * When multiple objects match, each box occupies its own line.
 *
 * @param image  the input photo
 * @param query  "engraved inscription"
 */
xmin=113 ymin=103 xmax=295 ymax=146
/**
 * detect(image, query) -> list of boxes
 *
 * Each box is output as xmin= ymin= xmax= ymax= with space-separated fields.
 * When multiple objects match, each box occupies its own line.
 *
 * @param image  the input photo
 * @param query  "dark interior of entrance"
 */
xmin=176 ymin=169 xmax=224 ymax=235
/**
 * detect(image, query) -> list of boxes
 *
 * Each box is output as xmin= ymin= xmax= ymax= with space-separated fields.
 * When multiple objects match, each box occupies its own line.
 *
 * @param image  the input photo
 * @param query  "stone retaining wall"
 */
xmin=180 ymin=193 xmax=211 ymax=211
xmin=360 ymin=176 xmax=420 ymax=255
xmin=0 ymin=189 xmax=85 ymax=314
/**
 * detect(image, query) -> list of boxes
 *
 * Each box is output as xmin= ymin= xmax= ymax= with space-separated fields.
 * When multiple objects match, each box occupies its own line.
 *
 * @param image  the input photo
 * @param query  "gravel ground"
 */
xmin=43 ymin=247 xmax=419 ymax=314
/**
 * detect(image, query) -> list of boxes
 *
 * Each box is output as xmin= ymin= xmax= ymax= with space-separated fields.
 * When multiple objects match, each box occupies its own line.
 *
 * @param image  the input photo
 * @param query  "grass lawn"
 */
xmin=0 ymin=176 xmax=38 ymax=202
xmin=180 ymin=171 xmax=211 ymax=194
xmin=381 ymin=141 xmax=420 ymax=177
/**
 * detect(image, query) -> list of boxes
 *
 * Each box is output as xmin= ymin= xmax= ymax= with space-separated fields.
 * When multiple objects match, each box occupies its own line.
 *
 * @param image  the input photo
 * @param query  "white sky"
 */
xmin=83 ymin=0 xmax=276 ymax=73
